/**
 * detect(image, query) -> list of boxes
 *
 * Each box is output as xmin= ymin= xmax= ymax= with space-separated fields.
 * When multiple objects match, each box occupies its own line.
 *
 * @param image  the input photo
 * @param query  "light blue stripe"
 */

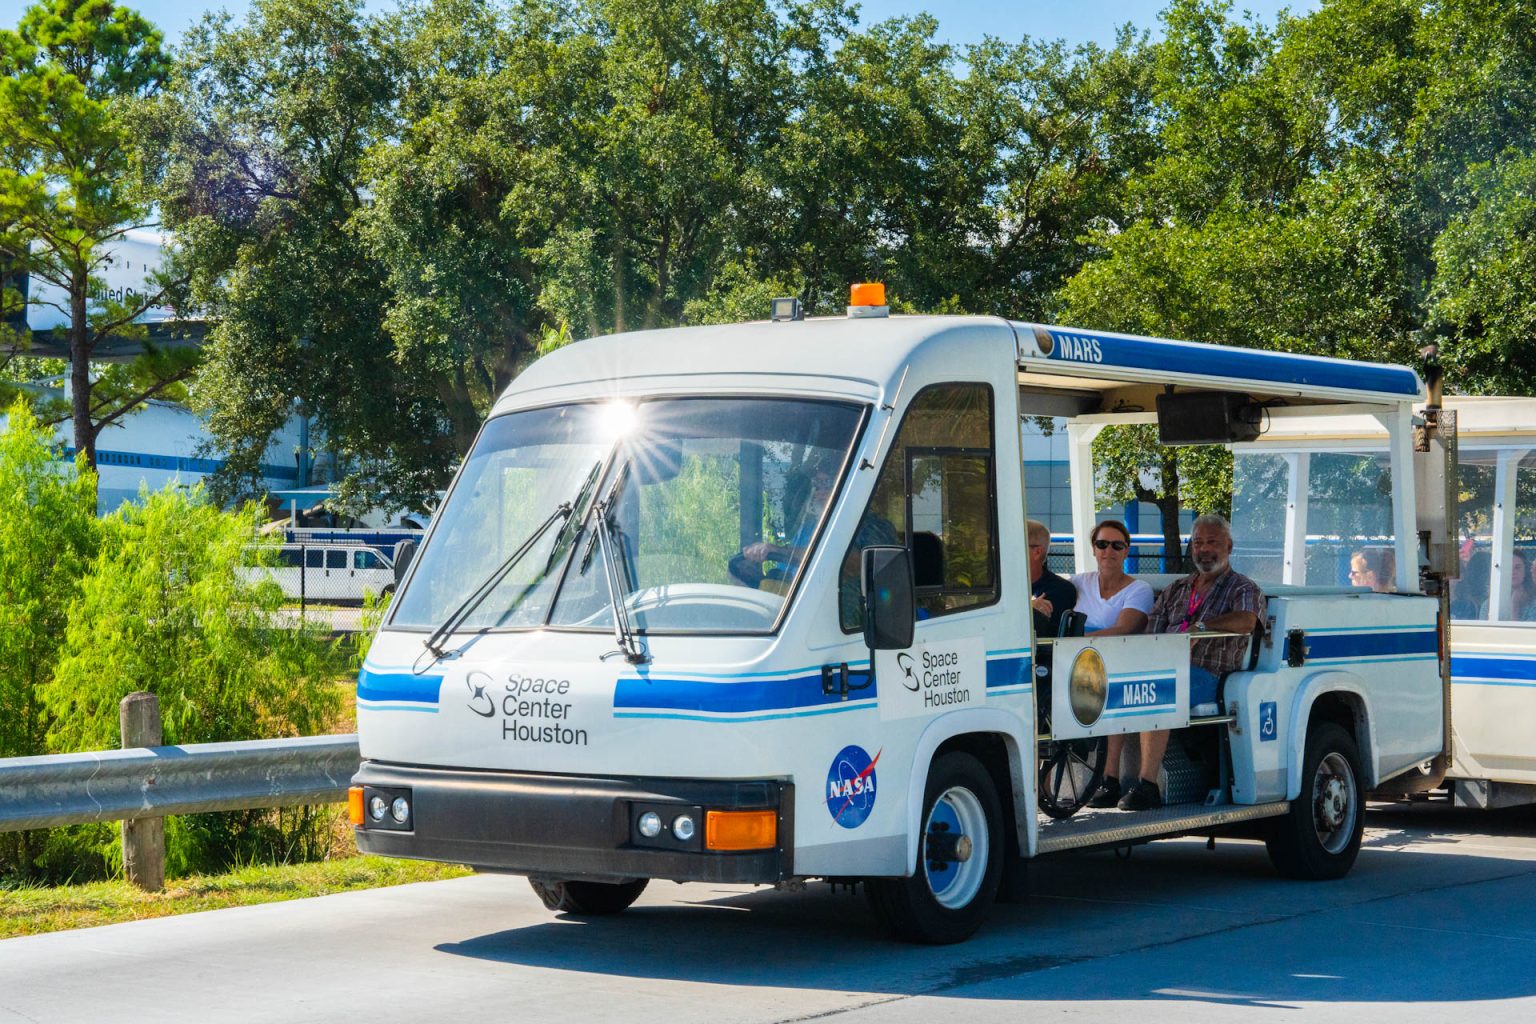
xmin=1309 ymin=654 xmax=1438 ymax=664
xmin=1106 ymin=672 xmax=1178 ymax=682
xmin=1452 ymin=679 xmax=1536 ymax=688
xmin=614 ymin=703 xmax=875 ymax=723
xmin=988 ymin=647 xmax=1032 ymax=657
xmin=1304 ymin=625 xmax=1433 ymax=634
xmin=358 ymin=703 xmax=440 ymax=714
xmin=989 ymin=684 xmax=1033 ymax=694
xmin=1103 ymin=706 xmax=1177 ymax=718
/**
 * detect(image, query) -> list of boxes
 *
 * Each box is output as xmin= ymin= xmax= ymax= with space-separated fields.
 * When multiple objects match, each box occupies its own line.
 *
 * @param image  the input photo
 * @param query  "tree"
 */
xmin=148 ymin=0 xmax=419 ymax=510
xmin=0 ymin=0 xmax=194 ymax=478
xmin=0 ymin=400 xmax=98 ymax=878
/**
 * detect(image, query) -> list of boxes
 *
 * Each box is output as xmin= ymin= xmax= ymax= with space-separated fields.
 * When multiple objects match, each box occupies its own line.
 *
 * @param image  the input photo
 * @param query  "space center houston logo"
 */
xmin=460 ymin=668 xmax=590 ymax=747
xmin=879 ymin=636 xmax=987 ymax=721
xmin=826 ymin=745 xmax=880 ymax=829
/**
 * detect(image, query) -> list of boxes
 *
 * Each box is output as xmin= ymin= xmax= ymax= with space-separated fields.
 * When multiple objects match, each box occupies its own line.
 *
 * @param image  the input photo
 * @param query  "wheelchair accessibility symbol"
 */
xmin=1259 ymin=701 xmax=1278 ymax=742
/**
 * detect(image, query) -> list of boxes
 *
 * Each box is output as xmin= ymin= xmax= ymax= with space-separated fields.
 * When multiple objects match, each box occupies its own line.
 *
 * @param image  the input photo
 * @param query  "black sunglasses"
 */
xmin=1093 ymin=539 xmax=1129 ymax=551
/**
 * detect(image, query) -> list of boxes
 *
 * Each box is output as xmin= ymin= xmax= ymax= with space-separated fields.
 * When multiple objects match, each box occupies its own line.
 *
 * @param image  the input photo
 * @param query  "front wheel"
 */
xmin=866 ymin=752 xmax=1003 ymax=944
xmin=529 ymin=877 xmax=649 ymax=915
xmin=1266 ymin=721 xmax=1365 ymax=880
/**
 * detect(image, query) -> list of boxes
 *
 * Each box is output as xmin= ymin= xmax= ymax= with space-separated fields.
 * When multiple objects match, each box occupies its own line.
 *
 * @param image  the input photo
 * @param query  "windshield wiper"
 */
xmin=422 ymin=500 xmax=575 ymax=659
xmin=591 ymin=462 xmax=647 ymax=664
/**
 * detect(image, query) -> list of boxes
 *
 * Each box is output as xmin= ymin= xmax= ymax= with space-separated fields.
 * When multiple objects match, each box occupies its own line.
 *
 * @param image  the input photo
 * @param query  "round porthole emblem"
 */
xmin=1069 ymin=647 xmax=1108 ymax=727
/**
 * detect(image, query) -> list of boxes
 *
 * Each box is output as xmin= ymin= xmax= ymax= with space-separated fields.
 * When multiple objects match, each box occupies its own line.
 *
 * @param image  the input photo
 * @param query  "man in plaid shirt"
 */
xmin=1088 ymin=513 xmax=1266 ymax=811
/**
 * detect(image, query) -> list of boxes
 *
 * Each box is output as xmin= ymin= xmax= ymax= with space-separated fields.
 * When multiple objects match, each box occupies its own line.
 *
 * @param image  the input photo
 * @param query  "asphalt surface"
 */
xmin=3 ymin=803 xmax=1535 ymax=1023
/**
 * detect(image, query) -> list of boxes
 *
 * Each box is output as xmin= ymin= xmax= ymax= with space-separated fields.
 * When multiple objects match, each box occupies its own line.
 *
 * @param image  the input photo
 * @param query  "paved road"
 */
xmin=4 ymin=804 xmax=1535 ymax=1023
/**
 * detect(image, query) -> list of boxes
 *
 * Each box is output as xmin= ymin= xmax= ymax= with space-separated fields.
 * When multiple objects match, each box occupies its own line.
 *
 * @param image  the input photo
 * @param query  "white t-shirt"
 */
xmin=1070 ymin=572 xmax=1155 ymax=631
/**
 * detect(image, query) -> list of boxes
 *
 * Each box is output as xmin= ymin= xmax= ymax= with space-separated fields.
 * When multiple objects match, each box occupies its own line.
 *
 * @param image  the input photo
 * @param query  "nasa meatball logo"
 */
xmin=825 ymin=744 xmax=880 ymax=829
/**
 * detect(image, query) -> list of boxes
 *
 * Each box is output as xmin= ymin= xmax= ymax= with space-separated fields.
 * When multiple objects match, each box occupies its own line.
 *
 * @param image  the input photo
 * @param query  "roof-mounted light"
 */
xmin=848 ymin=282 xmax=888 ymax=319
xmin=770 ymin=296 xmax=802 ymax=322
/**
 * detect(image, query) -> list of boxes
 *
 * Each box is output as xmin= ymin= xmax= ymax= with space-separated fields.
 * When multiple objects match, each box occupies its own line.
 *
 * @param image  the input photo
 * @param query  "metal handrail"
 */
xmin=1034 ymin=630 xmax=1247 ymax=647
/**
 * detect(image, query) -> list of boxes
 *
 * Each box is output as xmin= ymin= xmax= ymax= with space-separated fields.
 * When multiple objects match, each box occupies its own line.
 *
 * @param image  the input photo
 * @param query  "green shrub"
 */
xmin=41 ymin=486 xmax=346 ymax=876
xmin=0 ymin=403 xmax=99 ymax=881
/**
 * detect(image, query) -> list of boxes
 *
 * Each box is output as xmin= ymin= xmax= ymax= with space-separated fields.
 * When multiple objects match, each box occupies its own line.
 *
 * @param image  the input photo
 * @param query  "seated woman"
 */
xmin=1070 ymin=520 xmax=1154 ymax=637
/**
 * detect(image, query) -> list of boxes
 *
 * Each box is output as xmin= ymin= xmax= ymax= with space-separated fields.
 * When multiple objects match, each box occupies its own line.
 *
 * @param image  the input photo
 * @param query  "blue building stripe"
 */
xmin=1306 ymin=630 xmax=1437 ymax=661
xmin=1038 ymin=326 xmax=1421 ymax=398
xmin=357 ymin=667 xmax=443 ymax=705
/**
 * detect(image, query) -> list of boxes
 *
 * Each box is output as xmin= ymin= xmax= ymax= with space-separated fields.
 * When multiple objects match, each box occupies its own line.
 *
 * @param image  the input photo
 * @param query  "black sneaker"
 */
xmin=1118 ymin=779 xmax=1162 ymax=811
xmin=1085 ymin=776 xmax=1122 ymax=809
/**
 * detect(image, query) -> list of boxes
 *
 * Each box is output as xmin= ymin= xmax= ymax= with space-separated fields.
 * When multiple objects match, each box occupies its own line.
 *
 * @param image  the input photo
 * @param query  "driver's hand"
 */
xmin=742 ymin=542 xmax=780 ymax=563
xmin=1031 ymin=595 xmax=1053 ymax=616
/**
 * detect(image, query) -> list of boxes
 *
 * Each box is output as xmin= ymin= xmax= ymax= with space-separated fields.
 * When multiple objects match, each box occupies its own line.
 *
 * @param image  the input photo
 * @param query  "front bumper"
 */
xmin=352 ymin=761 xmax=793 ymax=884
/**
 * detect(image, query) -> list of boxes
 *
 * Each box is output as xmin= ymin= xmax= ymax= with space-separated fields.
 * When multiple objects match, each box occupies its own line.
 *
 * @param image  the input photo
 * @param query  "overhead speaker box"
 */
xmin=1156 ymin=391 xmax=1263 ymax=445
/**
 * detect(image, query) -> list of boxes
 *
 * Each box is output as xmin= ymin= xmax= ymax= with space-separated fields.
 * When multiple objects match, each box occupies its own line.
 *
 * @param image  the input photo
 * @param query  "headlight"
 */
xmin=1069 ymin=647 xmax=1108 ymax=727
xmin=368 ymin=795 xmax=388 ymax=821
xmin=390 ymin=796 xmax=410 ymax=823
xmin=671 ymin=814 xmax=696 ymax=842
xmin=637 ymin=811 xmax=663 ymax=838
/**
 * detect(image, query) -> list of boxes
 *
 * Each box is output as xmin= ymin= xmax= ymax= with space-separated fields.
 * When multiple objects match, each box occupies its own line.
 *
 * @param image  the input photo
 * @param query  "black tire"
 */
xmin=1266 ymin=721 xmax=1365 ymax=880
xmin=1037 ymin=735 xmax=1107 ymax=820
xmin=866 ymin=752 xmax=1003 ymax=944
xmin=528 ymin=877 xmax=649 ymax=915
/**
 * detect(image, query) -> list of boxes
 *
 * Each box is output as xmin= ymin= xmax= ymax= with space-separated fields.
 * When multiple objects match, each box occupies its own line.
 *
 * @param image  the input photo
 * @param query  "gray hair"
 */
xmin=1191 ymin=513 xmax=1232 ymax=541
xmin=1026 ymin=519 xmax=1050 ymax=546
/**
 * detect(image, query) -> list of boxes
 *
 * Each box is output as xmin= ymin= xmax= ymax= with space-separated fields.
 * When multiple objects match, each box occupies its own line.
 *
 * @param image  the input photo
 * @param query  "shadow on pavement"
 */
xmin=437 ymin=810 xmax=1536 ymax=1006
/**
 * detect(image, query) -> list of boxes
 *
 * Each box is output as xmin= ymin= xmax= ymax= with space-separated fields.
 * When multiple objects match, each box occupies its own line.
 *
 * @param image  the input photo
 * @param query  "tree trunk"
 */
xmin=1158 ymin=449 xmax=1182 ymax=571
xmin=68 ymin=273 xmax=97 ymax=475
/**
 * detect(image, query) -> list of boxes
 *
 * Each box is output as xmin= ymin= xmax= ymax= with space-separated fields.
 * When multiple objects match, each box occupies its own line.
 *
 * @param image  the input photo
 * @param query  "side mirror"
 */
xmin=862 ymin=545 xmax=914 ymax=651
xmin=392 ymin=538 xmax=418 ymax=587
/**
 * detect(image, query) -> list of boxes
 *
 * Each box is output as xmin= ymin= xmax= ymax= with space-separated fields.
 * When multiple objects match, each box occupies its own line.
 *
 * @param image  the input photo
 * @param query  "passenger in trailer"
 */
xmin=1028 ymin=519 xmax=1077 ymax=641
xmin=1348 ymin=548 xmax=1396 ymax=593
xmin=1087 ymin=514 xmax=1266 ymax=811
xmin=1070 ymin=520 xmax=1154 ymax=637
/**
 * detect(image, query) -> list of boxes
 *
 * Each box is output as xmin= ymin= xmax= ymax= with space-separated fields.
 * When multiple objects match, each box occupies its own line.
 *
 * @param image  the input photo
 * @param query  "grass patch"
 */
xmin=0 ymin=855 xmax=472 ymax=939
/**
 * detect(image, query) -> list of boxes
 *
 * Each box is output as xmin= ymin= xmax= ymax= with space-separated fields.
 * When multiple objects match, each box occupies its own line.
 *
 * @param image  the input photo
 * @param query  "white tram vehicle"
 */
xmin=349 ymin=290 xmax=1453 ymax=943
xmin=1231 ymin=395 xmax=1536 ymax=809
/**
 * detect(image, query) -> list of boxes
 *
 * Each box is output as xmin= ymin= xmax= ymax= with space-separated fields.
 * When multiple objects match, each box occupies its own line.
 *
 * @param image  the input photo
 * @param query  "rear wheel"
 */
xmin=529 ymin=877 xmax=649 ymax=915
xmin=1266 ymin=721 xmax=1364 ymax=880
xmin=867 ymin=752 xmax=1002 ymax=944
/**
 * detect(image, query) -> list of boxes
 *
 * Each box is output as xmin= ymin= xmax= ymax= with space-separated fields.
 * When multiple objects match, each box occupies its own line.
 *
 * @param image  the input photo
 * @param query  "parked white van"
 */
xmin=242 ymin=542 xmax=397 ymax=604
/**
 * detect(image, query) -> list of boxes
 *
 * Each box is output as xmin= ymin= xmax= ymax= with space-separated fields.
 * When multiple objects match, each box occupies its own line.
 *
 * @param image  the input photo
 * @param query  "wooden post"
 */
xmin=120 ymin=692 xmax=166 ymax=892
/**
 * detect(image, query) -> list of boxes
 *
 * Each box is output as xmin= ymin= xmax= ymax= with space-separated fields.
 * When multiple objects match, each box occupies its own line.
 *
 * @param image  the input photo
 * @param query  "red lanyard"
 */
xmin=1180 ymin=584 xmax=1206 ymax=633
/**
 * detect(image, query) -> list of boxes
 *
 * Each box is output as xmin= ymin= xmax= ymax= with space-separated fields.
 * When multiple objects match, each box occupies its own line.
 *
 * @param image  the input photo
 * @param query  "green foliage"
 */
xmin=0 ymin=1 xmax=193 ymax=473
xmin=0 ymin=402 xmax=97 ymax=755
xmin=40 ymin=485 xmax=344 ymax=876
xmin=0 ymin=402 xmax=97 ymax=880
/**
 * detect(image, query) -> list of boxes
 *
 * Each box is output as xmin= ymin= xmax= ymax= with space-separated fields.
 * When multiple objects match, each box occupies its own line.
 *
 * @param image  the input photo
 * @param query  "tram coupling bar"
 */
xmin=925 ymin=830 xmax=973 ymax=864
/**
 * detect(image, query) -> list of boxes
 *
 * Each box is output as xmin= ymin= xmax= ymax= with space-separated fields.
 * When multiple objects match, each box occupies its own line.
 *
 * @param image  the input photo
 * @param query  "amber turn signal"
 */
xmin=347 ymin=786 xmax=365 ymax=826
xmin=705 ymin=809 xmax=777 ymax=851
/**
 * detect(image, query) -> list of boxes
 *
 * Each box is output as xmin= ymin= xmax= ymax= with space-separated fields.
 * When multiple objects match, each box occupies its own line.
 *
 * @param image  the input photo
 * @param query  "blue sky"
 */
xmin=1 ymin=1 xmax=1319 ymax=49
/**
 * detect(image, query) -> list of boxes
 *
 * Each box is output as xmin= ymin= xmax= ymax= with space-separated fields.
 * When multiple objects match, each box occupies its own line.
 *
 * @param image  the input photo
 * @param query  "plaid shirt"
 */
xmin=1147 ymin=568 xmax=1266 ymax=675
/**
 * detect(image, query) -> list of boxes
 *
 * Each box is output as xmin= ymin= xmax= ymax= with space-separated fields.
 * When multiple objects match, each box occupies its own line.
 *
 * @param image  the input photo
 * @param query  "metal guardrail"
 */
xmin=0 ymin=734 xmax=360 ymax=833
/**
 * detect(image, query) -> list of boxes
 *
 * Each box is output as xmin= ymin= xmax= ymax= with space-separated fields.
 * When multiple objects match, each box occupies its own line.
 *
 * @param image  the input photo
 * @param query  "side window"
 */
xmin=278 ymin=548 xmax=304 ymax=568
xmin=326 ymin=549 xmax=348 ymax=570
xmin=355 ymin=549 xmax=385 ymax=570
xmin=840 ymin=383 xmax=998 ymax=631
xmin=305 ymin=548 xmax=324 ymax=569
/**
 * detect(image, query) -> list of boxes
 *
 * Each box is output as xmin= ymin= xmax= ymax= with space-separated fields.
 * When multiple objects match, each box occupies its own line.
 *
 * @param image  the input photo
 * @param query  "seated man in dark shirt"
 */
xmin=1087 ymin=513 xmax=1266 ymax=811
xmin=1028 ymin=518 xmax=1076 ymax=643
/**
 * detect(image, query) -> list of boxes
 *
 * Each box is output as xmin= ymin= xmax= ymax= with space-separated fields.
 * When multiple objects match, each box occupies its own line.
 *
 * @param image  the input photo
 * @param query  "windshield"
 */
xmin=390 ymin=396 xmax=866 ymax=635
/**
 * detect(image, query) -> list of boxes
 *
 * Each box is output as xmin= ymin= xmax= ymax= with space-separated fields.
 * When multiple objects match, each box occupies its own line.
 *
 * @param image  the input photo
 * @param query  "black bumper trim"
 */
xmin=352 ymin=761 xmax=793 ymax=884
